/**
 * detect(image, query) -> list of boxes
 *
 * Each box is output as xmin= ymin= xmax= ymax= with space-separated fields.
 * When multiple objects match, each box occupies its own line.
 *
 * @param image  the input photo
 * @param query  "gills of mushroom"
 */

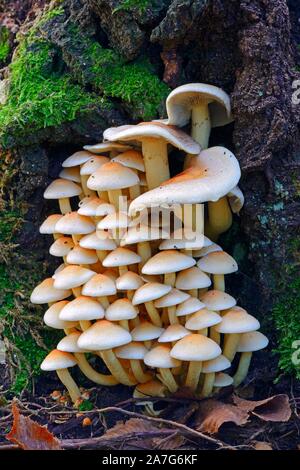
xmin=197 ymin=251 xmax=238 ymax=293
xmin=144 ymin=345 xmax=180 ymax=393
xmin=200 ymin=355 xmax=231 ymax=398
xmin=44 ymin=178 xmax=82 ymax=215
xmin=233 ymin=331 xmax=269 ymax=387
xmin=115 ymin=342 xmax=152 ymax=384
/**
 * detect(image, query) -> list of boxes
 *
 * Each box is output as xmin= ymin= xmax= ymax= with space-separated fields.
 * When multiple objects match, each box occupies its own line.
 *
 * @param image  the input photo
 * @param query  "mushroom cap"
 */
xmin=57 ymin=332 xmax=88 ymax=353
xmin=142 ymin=250 xmax=196 ymax=275
xmin=170 ymin=334 xmax=221 ymax=362
xmin=52 ymin=263 xmax=65 ymax=279
xmin=66 ymin=246 xmax=98 ymax=265
xmin=79 ymin=230 xmax=117 ymax=251
xmin=77 ymin=197 xmax=104 ymax=216
xmin=159 ymin=230 xmax=209 ymax=251
xmin=228 ymin=186 xmax=244 ymax=214
xmin=131 ymin=321 xmax=164 ymax=341
xmin=176 ymin=297 xmax=206 ymax=317
xmin=132 ymin=282 xmax=171 ymax=305
xmin=175 ymin=267 xmax=211 ymax=290
xmin=120 ymin=224 xmax=167 ymax=246
xmin=200 ymin=290 xmax=236 ymax=311
xmin=129 ymin=147 xmax=241 ymax=213
xmin=111 ymin=150 xmax=145 ymax=172
xmin=197 ymin=251 xmax=238 ymax=275
xmin=104 ymin=122 xmax=200 ymax=155
xmin=43 ymin=301 xmax=78 ymax=329
xmin=59 ymin=296 xmax=105 ymax=321
xmin=133 ymin=380 xmax=167 ymax=398
xmin=202 ymin=355 xmax=231 ymax=373
xmin=103 ymin=247 xmax=141 ymax=267
xmin=95 ymin=202 xmax=116 ymax=217
xmin=115 ymin=341 xmax=148 ymax=360
xmin=83 ymin=143 xmax=131 ymax=154
xmin=185 ymin=309 xmax=222 ymax=330
xmin=166 ymin=83 xmax=231 ymax=128
xmin=214 ymin=372 xmax=233 ymax=387
xmin=59 ymin=167 xmax=81 ymax=183
xmin=237 ymin=331 xmax=269 ymax=352
xmin=193 ymin=243 xmax=222 ymax=258
xmin=154 ymin=288 xmax=190 ymax=308
xmin=144 ymin=345 xmax=181 ymax=369
xmin=55 ymin=212 xmax=95 ymax=235
xmin=62 ymin=150 xmax=94 ymax=168
xmin=39 ymin=214 xmax=63 ymax=234
xmin=87 ymin=162 xmax=139 ymax=191
xmin=105 ymin=298 xmax=137 ymax=321
xmin=158 ymin=324 xmax=190 ymax=343
xmin=116 ymin=271 xmax=144 ymax=291
xmin=77 ymin=320 xmax=132 ymax=351
xmin=31 ymin=278 xmax=71 ymax=304
xmin=40 ymin=349 xmax=77 ymax=371
xmin=98 ymin=212 xmax=130 ymax=230
xmin=215 ymin=308 xmax=260 ymax=334
xmin=44 ymin=179 xmax=82 ymax=200
xmin=53 ymin=265 xmax=95 ymax=290
xmin=49 ymin=237 xmax=74 ymax=257
xmin=80 ymin=156 xmax=110 ymax=175
xmin=81 ymin=273 xmax=116 ymax=297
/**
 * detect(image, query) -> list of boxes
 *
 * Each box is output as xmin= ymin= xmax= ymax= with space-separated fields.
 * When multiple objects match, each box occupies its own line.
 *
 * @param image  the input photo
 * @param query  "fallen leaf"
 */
xmin=102 ymin=418 xmax=159 ymax=440
xmin=253 ymin=441 xmax=273 ymax=450
xmin=6 ymin=403 xmax=62 ymax=450
xmin=195 ymin=399 xmax=249 ymax=434
xmin=233 ymin=394 xmax=291 ymax=422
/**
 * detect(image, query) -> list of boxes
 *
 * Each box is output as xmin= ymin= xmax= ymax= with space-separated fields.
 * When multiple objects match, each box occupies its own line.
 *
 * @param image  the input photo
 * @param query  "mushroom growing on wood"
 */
xmin=59 ymin=295 xmax=105 ymax=331
xmin=200 ymin=355 xmax=231 ymax=397
xmin=105 ymin=298 xmax=138 ymax=331
xmin=115 ymin=342 xmax=152 ymax=383
xmin=44 ymin=179 xmax=82 ymax=214
xmin=39 ymin=214 xmax=63 ymax=240
xmin=132 ymin=282 xmax=171 ymax=327
xmin=197 ymin=251 xmax=238 ymax=292
xmin=144 ymin=345 xmax=180 ymax=393
xmin=81 ymin=272 xmax=116 ymax=309
xmin=55 ymin=211 xmax=95 ymax=246
xmin=233 ymin=331 xmax=269 ymax=387
xmin=154 ymin=288 xmax=190 ymax=325
xmin=102 ymin=247 xmax=141 ymax=277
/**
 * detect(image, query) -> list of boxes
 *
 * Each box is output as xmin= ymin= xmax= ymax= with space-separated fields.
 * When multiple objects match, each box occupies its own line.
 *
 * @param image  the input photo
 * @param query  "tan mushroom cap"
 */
xmin=132 ymin=282 xmax=171 ymax=305
xmin=77 ymin=197 xmax=104 ymax=216
xmin=228 ymin=186 xmax=244 ymax=214
xmin=175 ymin=267 xmax=211 ymax=290
xmin=215 ymin=308 xmax=260 ymax=334
xmin=131 ymin=321 xmax=164 ymax=341
xmin=202 ymin=355 xmax=231 ymax=373
xmin=237 ymin=331 xmax=269 ymax=352
xmin=185 ymin=309 xmax=222 ymax=330
xmin=95 ymin=202 xmax=116 ymax=217
xmin=154 ymin=288 xmax=190 ymax=308
xmin=62 ymin=150 xmax=94 ymax=168
xmin=116 ymin=271 xmax=144 ymax=291
xmin=81 ymin=273 xmax=116 ymax=297
xmin=52 ymin=263 xmax=65 ymax=279
xmin=200 ymin=290 xmax=236 ymax=311
xmin=171 ymin=334 xmax=221 ymax=362
xmin=129 ymin=147 xmax=241 ymax=214
xmin=53 ymin=265 xmax=95 ymax=290
xmin=43 ymin=301 xmax=78 ymax=330
xmin=134 ymin=380 xmax=167 ymax=398
xmin=87 ymin=162 xmax=139 ymax=191
xmin=80 ymin=156 xmax=110 ymax=175
xmin=59 ymin=167 xmax=81 ymax=183
xmin=115 ymin=341 xmax=148 ymax=360
xmin=49 ymin=237 xmax=74 ymax=257
xmin=103 ymin=247 xmax=141 ymax=267
xmin=159 ymin=230 xmax=210 ymax=251
xmin=158 ymin=324 xmax=190 ymax=343
xmin=214 ymin=372 xmax=233 ymax=387
xmin=77 ymin=320 xmax=132 ymax=351
xmin=31 ymin=278 xmax=71 ymax=304
xmin=176 ymin=297 xmax=206 ymax=317
xmin=79 ymin=231 xmax=117 ymax=251
xmin=59 ymin=296 xmax=105 ymax=321
xmin=166 ymin=83 xmax=232 ymax=128
xmin=197 ymin=251 xmax=238 ymax=275
xmin=44 ymin=179 xmax=82 ymax=200
xmin=83 ymin=142 xmax=131 ymax=154
xmin=144 ymin=345 xmax=181 ymax=369
xmin=66 ymin=246 xmax=98 ymax=265
xmin=193 ymin=243 xmax=222 ymax=258
xmin=55 ymin=212 xmax=95 ymax=235
xmin=142 ymin=250 xmax=196 ymax=275
xmin=112 ymin=150 xmax=145 ymax=172
xmin=120 ymin=224 xmax=167 ymax=246
xmin=40 ymin=349 xmax=77 ymax=371
xmin=40 ymin=214 xmax=63 ymax=234
xmin=104 ymin=121 xmax=200 ymax=155
xmin=98 ymin=212 xmax=130 ymax=230
xmin=57 ymin=331 xmax=88 ymax=353
xmin=106 ymin=298 xmax=138 ymax=321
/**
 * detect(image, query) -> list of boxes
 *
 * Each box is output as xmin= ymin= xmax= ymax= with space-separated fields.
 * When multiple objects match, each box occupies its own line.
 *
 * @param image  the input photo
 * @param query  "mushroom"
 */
xmin=134 ymin=379 xmax=167 ymax=398
xmin=111 ymin=149 xmax=146 ymax=198
xmin=49 ymin=236 xmax=74 ymax=260
xmin=175 ymin=266 xmax=211 ymax=298
xmin=170 ymin=334 xmax=221 ymax=391
xmin=77 ymin=196 xmax=106 ymax=221
xmin=159 ymin=230 xmax=211 ymax=257
xmin=104 ymin=121 xmax=200 ymax=190
xmin=192 ymin=243 xmax=222 ymax=259
xmin=200 ymin=289 xmax=237 ymax=344
xmin=158 ymin=324 xmax=190 ymax=345
xmin=55 ymin=211 xmax=95 ymax=245
xmin=40 ymin=350 xmax=81 ymax=403
xmin=106 ymin=298 xmax=138 ymax=330
xmin=44 ymin=179 xmax=82 ymax=214
xmin=144 ymin=345 xmax=180 ymax=393
xmin=132 ymin=282 xmax=172 ymax=327
xmin=200 ymin=355 xmax=231 ymax=397
xmin=185 ymin=309 xmax=222 ymax=336
xmin=197 ymin=251 xmax=238 ymax=292
xmin=115 ymin=342 xmax=152 ymax=383
xmin=228 ymin=186 xmax=244 ymax=215
xmin=80 ymin=155 xmax=110 ymax=198
xmin=213 ymin=372 xmax=234 ymax=393
xmin=43 ymin=301 xmax=78 ymax=333
xmin=53 ymin=265 xmax=95 ymax=297
xmin=116 ymin=271 xmax=144 ymax=301
xmin=176 ymin=297 xmax=206 ymax=323
xmin=206 ymin=198 xmax=233 ymax=241
xmin=81 ymin=273 xmax=116 ymax=309
xmin=83 ymin=142 xmax=131 ymax=156
xmin=59 ymin=295 xmax=105 ymax=331
xmin=154 ymin=288 xmax=190 ymax=325
xmin=59 ymin=166 xmax=81 ymax=184
xmin=102 ymin=247 xmax=141 ymax=276
xmin=79 ymin=230 xmax=117 ymax=264
xmin=233 ymin=331 xmax=269 ymax=387
xmin=98 ymin=211 xmax=130 ymax=245
xmin=66 ymin=246 xmax=98 ymax=266
xmin=31 ymin=278 xmax=71 ymax=305
xmin=131 ymin=321 xmax=164 ymax=349
xmin=39 ymin=214 xmax=63 ymax=240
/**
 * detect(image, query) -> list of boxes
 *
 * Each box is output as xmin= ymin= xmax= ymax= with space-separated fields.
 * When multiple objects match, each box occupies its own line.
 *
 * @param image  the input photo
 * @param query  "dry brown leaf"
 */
xmin=253 ymin=441 xmax=273 ymax=450
xmin=6 ymin=403 xmax=62 ymax=450
xmin=102 ymin=418 xmax=159 ymax=440
xmin=195 ymin=399 xmax=249 ymax=434
xmin=233 ymin=394 xmax=291 ymax=422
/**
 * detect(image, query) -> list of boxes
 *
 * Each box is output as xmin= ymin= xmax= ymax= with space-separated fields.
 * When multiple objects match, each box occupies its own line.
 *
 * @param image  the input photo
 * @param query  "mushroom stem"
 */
xmin=98 ymin=296 xmax=110 ymax=309
xmin=223 ymin=333 xmax=241 ymax=362
xmin=168 ymin=306 xmax=179 ymax=325
xmin=119 ymin=320 xmax=129 ymax=331
xmin=159 ymin=368 xmax=178 ymax=393
xmin=145 ymin=301 xmax=162 ymax=327
xmin=81 ymin=175 xmax=96 ymax=197
xmin=233 ymin=351 xmax=252 ymax=387
xmin=191 ymin=102 xmax=211 ymax=150
xmin=72 ymin=287 xmax=81 ymax=297
xmin=100 ymin=349 xmax=137 ymax=386
xmin=56 ymin=368 xmax=81 ymax=403
xmin=79 ymin=320 xmax=92 ymax=331
xmin=59 ymin=198 xmax=72 ymax=215
xmin=74 ymin=353 xmax=118 ymax=386
xmin=142 ymin=139 xmax=170 ymax=190
xmin=209 ymin=326 xmax=220 ymax=345
xmin=185 ymin=361 xmax=202 ymax=391
xmin=200 ymin=372 xmax=215 ymax=397
xmin=108 ymin=189 xmax=123 ymax=210
xmin=164 ymin=272 xmax=176 ymax=287
xmin=130 ymin=359 xmax=152 ymax=383
xmin=137 ymin=242 xmax=152 ymax=269
xmin=96 ymin=250 xmax=108 ymax=263
xmin=72 ymin=235 xmax=82 ymax=245
xmin=198 ymin=328 xmax=208 ymax=336
xmin=206 ymin=198 xmax=232 ymax=241
xmin=189 ymin=289 xmax=198 ymax=298
xmin=213 ymin=274 xmax=225 ymax=292
xmin=53 ymin=232 xmax=63 ymax=240
xmin=119 ymin=265 xmax=128 ymax=277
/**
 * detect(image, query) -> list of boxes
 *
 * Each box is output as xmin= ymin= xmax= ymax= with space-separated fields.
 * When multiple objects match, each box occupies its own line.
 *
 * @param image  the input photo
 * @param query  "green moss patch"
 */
xmin=0 ymin=27 xmax=10 ymax=63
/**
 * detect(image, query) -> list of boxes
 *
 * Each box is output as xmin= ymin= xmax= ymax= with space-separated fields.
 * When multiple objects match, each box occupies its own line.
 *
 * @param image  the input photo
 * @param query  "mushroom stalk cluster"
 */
xmin=32 ymin=83 xmax=268 ymax=404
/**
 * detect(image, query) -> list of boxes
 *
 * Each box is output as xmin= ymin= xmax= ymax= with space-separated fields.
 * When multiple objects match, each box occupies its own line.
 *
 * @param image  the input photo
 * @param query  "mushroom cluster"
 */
xmin=32 ymin=84 xmax=268 ymax=404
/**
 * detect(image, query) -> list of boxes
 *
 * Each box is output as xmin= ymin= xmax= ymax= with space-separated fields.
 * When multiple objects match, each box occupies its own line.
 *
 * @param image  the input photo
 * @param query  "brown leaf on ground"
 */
xmin=253 ymin=441 xmax=273 ymax=450
xmin=233 ymin=394 xmax=292 ymax=422
xmin=195 ymin=399 xmax=249 ymax=434
xmin=6 ymin=402 xmax=62 ymax=450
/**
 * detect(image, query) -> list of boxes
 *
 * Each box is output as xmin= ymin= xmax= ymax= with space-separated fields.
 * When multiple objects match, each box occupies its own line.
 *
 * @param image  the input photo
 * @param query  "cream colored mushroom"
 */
xmin=185 ymin=309 xmax=222 ymax=336
xmin=44 ymin=179 xmax=82 ymax=214
xmin=132 ymin=282 xmax=172 ymax=327
xmin=81 ymin=273 xmax=116 ymax=309
xmin=79 ymin=230 xmax=117 ymax=264
xmin=115 ymin=341 xmax=152 ymax=383
xmin=175 ymin=266 xmax=211 ymax=298
xmin=80 ymin=155 xmax=110 ymax=198
xmin=55 ymin=211 xmax=95 ymax=245
xmin=43 ymin=301 xmax=78 ymax=332
xmin=39 ymin=214 xmax=63 ymax=240
xmin=112 ymin=149 xmax=145 ymax=199
xmin=83 ymin=142 xmax=131 ymax=156
xmin=197 ymin=251 xmax=238 ymax=292
xmin=102 ymin=247 xmax=141 ymax=276
xmin=131 ymin=321 xmax=164 ymax=349
xmin=200 ymin=289 xmax=237 ymax=344
xmin=233 ymin=331 xmax=268 ymax=387
xmin=53 ymin=265 xmax=95 ymax=297
xmin=59 ymin=166 xmax=81 ymax=184
xmin=154 ymin=288 xmax=190 ymax=325
xmin=106 ymin=298 xmax=138 ymax=330
xmin=59 ymin=295 xmax=105 ymax=331
xmin=116 ymin=271 xmax=144 ymax=301
xmin=31 ymin=278 xmax=71 ymax=305
xmin=200 ymin=355 xmax=231 ymax=397
xmin=144 ymin=345 xmax=180 ymax=393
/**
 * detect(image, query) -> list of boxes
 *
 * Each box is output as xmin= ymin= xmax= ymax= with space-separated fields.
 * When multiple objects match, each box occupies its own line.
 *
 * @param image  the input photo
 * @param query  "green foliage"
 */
xmin=78 ymin=400 xmax=94 ymax=411
xmin=0 ymin=210 xmax=22 ymax=243
xmin=0 ymin=27 xmax=10 ymax=62
xmin=113 ymin=0 xmax=150 ymax=13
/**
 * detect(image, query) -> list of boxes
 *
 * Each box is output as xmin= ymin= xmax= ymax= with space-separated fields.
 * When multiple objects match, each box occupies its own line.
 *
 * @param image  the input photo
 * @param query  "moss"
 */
xmin=0 ymin=27 xmax=10 ymax=63
xmin=113 ymin=0 xmax=151 ymax=13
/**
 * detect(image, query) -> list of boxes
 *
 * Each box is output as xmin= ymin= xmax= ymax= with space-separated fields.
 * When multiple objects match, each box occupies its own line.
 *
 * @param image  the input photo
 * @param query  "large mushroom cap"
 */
xmin=115 ymin=341 xmax=148 ymax=360
xmin=81 ymin=273 xmax=116 ymax=297
xmin=105 ymin=298 xmax=137 ymax=321
xmin=40 ymin=349 xmax=77 ymax=371
xmin=57 ymin=332 xmax=87 ymax=353
xmin=129 ymin=147 xmax=241 ymax=213
xmin=215 ymin=307 xmax=260 ymax=334
xmin=171 ymin=334 xmax=221 ymax=362
xmin=176 ymin=297 xmax=206 ymax=317
xmin=31 ymin=278 xmax=71 ymax=304
xmin=44 ymin=179 xmax=82 ymax=200
xmin=77 ymin=320 xmax=132 ymax=351
xmin=175 ymin=267 xmax=211 ymax=290
xmin=49 ymin=237 xmax=74 ymax=257
xmin=80 ymin=156 xmax=110 ymax=176
xmin=79 ymin=231 xmax=117 ymax=251
xmin=53 ymin=265 xmax=95 ymax=290
xmin=200 ymin=289 xmax=236 ymax=311
xmin=202 ymin=355 xmax=231 ymax=373
xmin=59 ymin=296 xmax=105 ymax=321
xmin=55 ymin=212 xmax=95 ymax=235
xmin=185 ymin=309 xmax=222 ymax=330
xmin=111 ymin=150 xmax=145 ymax=172
xmin=144 ymin=345 xmax=181 ymax=369
xmin=131 ymin=321 xmax=164 ymax=341
xmin=132 ymin=282 xmax=171 ymax=305
xmin=83 ymin=142 xmax=131 ymax=154
xmin=198 ymin=251 xmax=238 ymax=275
xmin=40 ymin=214 xmax=63 ymax=234
xmin=66 ymin=246 xmax=98 ymax=265
xmin=237 ymin=331 xmax=269 ymax=352
xmin=142 ymin=250 xmax=196 ymax=275
xmin=154 ymin=288 xmax=190 ymax=308
xmin=116 ymin=271 xmax=144 ymax=291
xmin=87 ymin=162 xmax=139 ymax=191
xmin=103 ymin=247 xmax=141 ymax=267
xmin=166 ymin=83 xmax=232 ymax=128
xmin=158 ymin=324 xmax=190 ymax=343
xmin=43 ymin=301 xmax=78 ymax=330
xmin=62 ymin=150 xmax=94 ymax=168
xmin=104 ymin=122 xmax=200 ymax=155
